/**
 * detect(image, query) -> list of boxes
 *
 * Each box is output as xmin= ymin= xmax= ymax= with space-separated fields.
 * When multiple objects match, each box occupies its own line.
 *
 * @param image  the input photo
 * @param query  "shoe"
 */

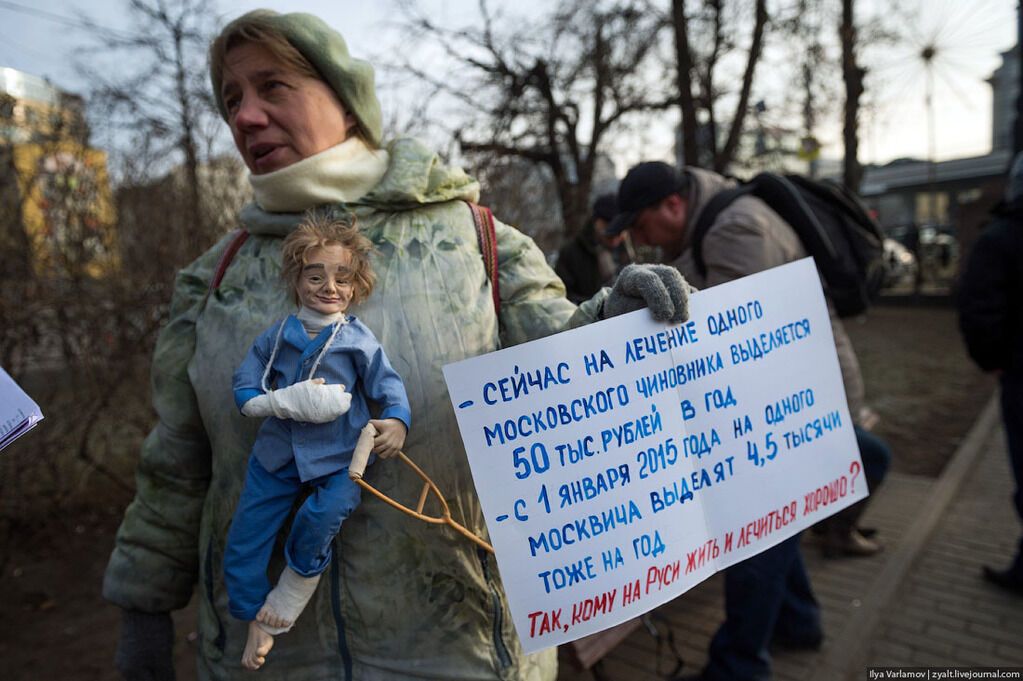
xmin=772 ymin=630 xmax=823 ymax=652
xmin=821 ymin=528 xmax=882 ymax=559
xmin=981 ymin=566 xmax=1023 ymax=595
xmin=811 ymin=523 xmax=877 ymax=539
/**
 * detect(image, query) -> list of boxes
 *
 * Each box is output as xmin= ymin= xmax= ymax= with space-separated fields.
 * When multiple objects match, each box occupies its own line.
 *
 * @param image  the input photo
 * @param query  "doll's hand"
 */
xmin=268 ymin=379 xmax=351 ymax=423
xmin=369 ymin=418 xmax=407 ymax=459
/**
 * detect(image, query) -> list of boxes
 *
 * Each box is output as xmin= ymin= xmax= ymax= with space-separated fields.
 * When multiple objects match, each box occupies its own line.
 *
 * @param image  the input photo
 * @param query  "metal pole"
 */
xmin=927 ymin=66 xmax=938 ymax=224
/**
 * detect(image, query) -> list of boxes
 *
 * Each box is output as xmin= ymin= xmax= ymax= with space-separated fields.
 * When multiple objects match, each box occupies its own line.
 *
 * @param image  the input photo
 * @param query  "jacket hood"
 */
xmin=241 ymin=137 xmax=481 ymax=236
xmin=359 ymin=137 xmax=481 ymax=209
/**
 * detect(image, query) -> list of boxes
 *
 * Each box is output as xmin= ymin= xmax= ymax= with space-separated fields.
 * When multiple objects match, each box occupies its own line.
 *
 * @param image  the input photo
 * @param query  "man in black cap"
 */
xmin=556 ymin=193 xmax=633 ymax=303
xmin=609 ymin=161 xmax=880 ymax=681
xmin=606 ymin=161 xmax=814 ymax=284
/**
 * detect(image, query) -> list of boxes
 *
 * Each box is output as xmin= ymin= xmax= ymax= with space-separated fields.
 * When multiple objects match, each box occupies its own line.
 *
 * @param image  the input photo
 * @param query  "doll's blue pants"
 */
xmin=224 ymin=455 xmax=361 ymax=621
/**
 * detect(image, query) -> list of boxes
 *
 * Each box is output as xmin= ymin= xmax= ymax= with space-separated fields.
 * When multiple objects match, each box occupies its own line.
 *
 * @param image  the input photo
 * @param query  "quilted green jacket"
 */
xmin=103 ymin=138 xmax=604 ymax=680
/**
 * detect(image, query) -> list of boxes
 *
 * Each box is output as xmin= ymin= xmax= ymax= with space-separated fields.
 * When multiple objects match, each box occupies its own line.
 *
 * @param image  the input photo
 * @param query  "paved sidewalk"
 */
xmin=559 ymin=394 xmax=1023 ymax=680
xmin=847 ymin=398 xmax=1023 ymax=674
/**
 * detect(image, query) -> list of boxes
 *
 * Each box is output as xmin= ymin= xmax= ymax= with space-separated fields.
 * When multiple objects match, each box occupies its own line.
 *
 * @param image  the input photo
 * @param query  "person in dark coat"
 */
xmin=959 ymin=151 xmax=1023 ymax=595
xmin=555 ymin=194 xmax=632 ymax=303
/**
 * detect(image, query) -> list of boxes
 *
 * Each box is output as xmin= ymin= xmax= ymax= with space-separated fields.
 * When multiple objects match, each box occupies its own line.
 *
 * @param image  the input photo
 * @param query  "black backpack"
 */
xmin=690 ymin=173 xmax=885 ymax=317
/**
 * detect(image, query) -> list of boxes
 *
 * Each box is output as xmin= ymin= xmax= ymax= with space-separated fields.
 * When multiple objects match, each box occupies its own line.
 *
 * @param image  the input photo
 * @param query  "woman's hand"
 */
xmin=369 ymin=418 xmax=407 ymax=459
xmin=602 ymin=264 xmax=694 ymax=324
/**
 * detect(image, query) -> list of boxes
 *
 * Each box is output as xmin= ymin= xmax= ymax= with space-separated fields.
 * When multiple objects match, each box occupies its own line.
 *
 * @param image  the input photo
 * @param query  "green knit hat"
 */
xmin=210 ymin=10 xmax=383 ymax=146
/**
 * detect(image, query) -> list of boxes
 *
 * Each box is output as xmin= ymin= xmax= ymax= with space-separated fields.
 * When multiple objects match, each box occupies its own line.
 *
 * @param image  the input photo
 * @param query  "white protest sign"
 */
xmin=442 ymin=258 xmax=866 ymax=653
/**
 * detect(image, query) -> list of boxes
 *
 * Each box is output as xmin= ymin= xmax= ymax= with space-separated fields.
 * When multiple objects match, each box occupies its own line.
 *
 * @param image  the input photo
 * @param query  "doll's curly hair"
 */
xmin=281 ymin=212 xmax=376 ymax=307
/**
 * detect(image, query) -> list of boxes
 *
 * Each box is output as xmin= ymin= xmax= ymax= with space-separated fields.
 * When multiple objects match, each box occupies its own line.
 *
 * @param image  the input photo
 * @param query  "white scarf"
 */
xmin=260 ymin=308 xmax=350 ymax=392
xmin=249 ymin=137 xmax=389 ymax=213
xmin=296 ymin=306 xmax=346 ymax=338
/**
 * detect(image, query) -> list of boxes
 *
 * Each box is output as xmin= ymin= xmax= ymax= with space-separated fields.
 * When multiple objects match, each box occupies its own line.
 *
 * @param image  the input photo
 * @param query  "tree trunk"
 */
xmin=172 ymin=26 xmax=202 ymax=243
xmin=672 ymin=0 xmax=700 ymax=168
xmin=841 ymin=0 xmax=865 ymax=192
xmin=701 ymin=0 xmax=725 ymax=166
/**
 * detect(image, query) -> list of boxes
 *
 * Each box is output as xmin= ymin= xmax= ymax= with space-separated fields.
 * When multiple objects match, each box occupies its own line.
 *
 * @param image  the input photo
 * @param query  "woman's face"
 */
xmin=221 ymin=42 xmax=356 ymax=174
xmin=297 ymin=244 xmax=355 ymax=315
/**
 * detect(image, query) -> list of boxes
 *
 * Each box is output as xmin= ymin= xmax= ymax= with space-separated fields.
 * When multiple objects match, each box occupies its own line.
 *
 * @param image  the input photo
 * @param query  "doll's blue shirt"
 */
xmin=233 ymin=314 xmax=411 ymax=483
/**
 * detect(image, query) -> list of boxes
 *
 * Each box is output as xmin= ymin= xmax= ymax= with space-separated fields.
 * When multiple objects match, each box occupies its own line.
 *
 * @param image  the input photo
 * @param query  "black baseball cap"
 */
xmin=606 ymin=161 xmax=686 ymax=236
xmin=592 ymin=194 xmax=617 ymax=222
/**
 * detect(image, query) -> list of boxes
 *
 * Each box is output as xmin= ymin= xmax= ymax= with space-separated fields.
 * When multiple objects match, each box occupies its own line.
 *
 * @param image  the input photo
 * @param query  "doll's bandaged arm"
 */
xmin=241 ymin=380 xmax=352 ymax=423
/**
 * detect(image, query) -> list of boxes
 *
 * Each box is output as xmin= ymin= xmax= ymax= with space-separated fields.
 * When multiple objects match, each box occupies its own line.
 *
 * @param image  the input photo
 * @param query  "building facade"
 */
xmin=1 ymin=67 xmax=116 ymax=280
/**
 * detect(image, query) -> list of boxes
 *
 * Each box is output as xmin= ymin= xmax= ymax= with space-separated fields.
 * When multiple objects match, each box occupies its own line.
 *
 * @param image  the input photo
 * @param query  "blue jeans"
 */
xmin=1002 ymin=373 xmax=1023 ymax=577
xmin=703 ymin=535 xmax=821 ymax=681
xmin=855 ymin=426 xmax=891 ymax=491
xmin=224 ymin=456 xmax=361 ymax=621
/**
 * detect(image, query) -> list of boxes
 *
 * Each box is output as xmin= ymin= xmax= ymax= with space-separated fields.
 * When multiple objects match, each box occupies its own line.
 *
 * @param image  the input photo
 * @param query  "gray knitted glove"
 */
xmin=115 ymin=610 xmax=175 ymax=681
xmin=603 ymin=264 xmax=693 ymax=324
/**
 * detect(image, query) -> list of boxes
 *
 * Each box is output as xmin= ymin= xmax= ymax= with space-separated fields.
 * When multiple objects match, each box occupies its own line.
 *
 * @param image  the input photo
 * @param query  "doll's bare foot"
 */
xmin=256 ymin=601 xmax=292 ymax=629
xmin=242 ymin=621 xmax=274 ymax=670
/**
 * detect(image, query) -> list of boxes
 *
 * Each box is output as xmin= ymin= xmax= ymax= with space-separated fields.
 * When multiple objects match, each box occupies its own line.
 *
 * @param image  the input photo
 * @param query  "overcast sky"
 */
xmin=0 ymin=0 xmax=1017 ymax=169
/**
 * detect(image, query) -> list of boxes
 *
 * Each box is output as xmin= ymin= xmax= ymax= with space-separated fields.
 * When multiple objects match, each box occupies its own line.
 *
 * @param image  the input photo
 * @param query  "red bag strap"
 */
xmin=203 ymin=228 xmax=250 ymax=305
xmin=466 ymin=201 xmax=500 ymax=315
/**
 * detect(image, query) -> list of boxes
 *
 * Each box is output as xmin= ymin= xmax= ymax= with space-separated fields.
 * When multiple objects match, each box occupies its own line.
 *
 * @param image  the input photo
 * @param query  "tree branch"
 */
xmin=717 ymin=0 xmax=768 ymax=172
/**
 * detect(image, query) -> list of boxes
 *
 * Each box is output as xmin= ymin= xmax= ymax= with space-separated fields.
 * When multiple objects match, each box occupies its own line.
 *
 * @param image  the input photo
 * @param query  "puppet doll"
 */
xmin=225 ymin=213 xmax=410 ymax=670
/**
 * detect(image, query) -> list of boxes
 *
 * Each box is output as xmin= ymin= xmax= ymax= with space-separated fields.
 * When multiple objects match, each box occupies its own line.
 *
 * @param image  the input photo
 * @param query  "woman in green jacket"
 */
xmin=104 ymin=10 xmax=689 ymax=681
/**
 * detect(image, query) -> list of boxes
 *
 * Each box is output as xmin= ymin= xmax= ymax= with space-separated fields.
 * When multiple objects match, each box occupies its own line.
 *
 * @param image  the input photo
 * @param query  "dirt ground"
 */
xmin=843 ymin=303 xmax=996 ymax=476
xmin=0 ymin=304 xmax=996 ymax=681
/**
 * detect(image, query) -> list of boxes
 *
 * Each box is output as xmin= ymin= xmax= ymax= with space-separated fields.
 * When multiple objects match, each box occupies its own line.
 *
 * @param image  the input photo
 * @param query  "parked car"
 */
xmin=882 ymin=237 xmax=918 ymax=290
xmin=884 ymin=223 xmax=959 ymax=291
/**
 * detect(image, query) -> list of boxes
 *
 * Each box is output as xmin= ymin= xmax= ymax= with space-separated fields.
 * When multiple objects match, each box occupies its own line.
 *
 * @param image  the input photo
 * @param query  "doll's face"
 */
xmin=297 ymin=244 xmax=355 ymax=315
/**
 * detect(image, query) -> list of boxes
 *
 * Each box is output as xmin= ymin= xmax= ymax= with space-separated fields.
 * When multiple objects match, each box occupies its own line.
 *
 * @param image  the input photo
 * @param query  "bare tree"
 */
xmin=781 ymin=0 xmax=902 ymax=191
xmin=0 ymin=95 xmax=33 ymax=287
xmin=841 ymin=0 xmax=866 ymax=191
xmin=718 ymin=0 xmax=897 ymax=183
xmin=0 ymin=0 xmax=249 ymax=531
xmin=767 ymin=0 xmax=835 ymax=176
xmin=79 ymin=0 xmax=222 ymax=253
xmin=672 ymin=0 xmax=700 ymax=167
xmin=473 ymin=158 xmax=567 ymax=254
xmin=396 ymin=0 xmax=673 ymax=238
xmin=671 ymin=0 xmax=769 ymax=172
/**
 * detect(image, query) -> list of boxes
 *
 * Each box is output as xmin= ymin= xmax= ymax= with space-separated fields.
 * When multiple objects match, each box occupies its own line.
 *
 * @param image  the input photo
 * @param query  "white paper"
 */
xmin=1 ymin=366 xmax=44 ymax=452
xmin=443 ymin=258 xmax=866 ymax=653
